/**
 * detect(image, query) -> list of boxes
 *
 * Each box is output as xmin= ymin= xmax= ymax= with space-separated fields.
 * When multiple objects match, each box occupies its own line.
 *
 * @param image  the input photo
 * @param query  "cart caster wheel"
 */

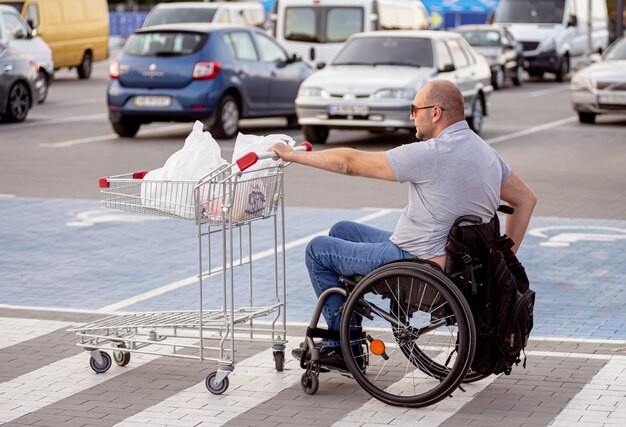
xmin=113 ymin=343 xmax=131 ymax=367
xmin=273 ymin=351 xmax=285 ymax=372
xmin=301 ymin=371 xmax=319 ymax=395
xmin=206 ymin=372 xmax=229 ymax=395
xmin=89 ymin=352 xmax=112 ymax=374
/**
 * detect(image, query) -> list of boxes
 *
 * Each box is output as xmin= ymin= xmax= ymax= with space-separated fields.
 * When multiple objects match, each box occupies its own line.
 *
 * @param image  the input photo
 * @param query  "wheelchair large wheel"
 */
xmin=340 ymin=262 xmax=475 ymax=408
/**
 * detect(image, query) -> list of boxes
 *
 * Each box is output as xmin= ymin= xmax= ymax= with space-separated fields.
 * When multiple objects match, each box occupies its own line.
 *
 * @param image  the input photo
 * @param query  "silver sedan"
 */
xmin=0 ymin=42 xmax=39 ymax=123
xmin=295 ymin=30 xmax=493 ymax=144
xmin=571 ymin=37 xmax=626 ymax=124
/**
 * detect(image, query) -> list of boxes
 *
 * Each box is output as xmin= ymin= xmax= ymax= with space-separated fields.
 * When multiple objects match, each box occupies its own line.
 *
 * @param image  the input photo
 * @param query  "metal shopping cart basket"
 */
xmin=69 ymin=142 xmax=312 ymax=394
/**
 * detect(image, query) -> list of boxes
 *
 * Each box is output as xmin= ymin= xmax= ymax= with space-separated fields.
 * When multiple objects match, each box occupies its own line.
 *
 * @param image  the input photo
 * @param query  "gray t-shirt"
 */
xmin=386 ymin=121 xmax=511 ymax=259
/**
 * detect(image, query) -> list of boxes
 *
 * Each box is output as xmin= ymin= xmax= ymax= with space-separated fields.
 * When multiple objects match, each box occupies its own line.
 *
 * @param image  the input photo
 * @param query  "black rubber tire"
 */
xmin=37 ymin=70 xmax=49 ymax=104
xmin=113 ymin=343 xmax=131 ymax=367
xmin=339 ymin=262 xmax=475 ymax=408
xmin=302 ymin=125 xmax=329 ymax=144
xmin=89 ymin=352 xmax=112 ymax=374
xmin=274 ymin=351 xmax=285 ymax=372
xmin=555 ymin=55 xmax=569 ymax=82
xmin=286 ymin=114 xmax=300 ymax=129
xmin=491 ymin=66 xmax=504 ymax=90
xmin=466 ymin=95 xmax=484 ymax=135
xmin=206 ymin=372 xmax=229 ymax=395
xmin=77 ymin=51 xmax=92 ymax=79
xmin=301 ymin=371 xmax=319 ymax=395
xmin=1 ymin=81 xmax=30 ymax=123
xmin=463 ymin=371 xmax=491 ymax=383
xmin=111 ymin=118 xmax=141 ymax=137
xmin=210 ymin=95 xmax=239 ymax=139
xmin=512 ymin=65 xmax=524 ymax=87
xmin=578 ymin=111 xmax=596 ymax=124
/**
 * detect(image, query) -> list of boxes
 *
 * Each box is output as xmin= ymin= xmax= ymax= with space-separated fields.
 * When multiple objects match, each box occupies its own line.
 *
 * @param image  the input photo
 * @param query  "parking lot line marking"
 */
xmin=0 ymin=194 xmax=16 ymax=198
xmin=98 ymin=208 xmax=396 ymax=312
xmin=114 ymin=346 xmax=302 ymax=426
xmin=0 ymin=347 xmax=162 ymax=424
xmin=0 ymin=317 xmax=73 ymax=350
xmin=13 ymin=113 xmax=108 ymax=130
xmin=486 ymin=116 xmax=577 ymax=145
xmin=39 ymin=124 xmax=193 ymax=148
xmin=528 ymin=85 xmax=571 ymax=97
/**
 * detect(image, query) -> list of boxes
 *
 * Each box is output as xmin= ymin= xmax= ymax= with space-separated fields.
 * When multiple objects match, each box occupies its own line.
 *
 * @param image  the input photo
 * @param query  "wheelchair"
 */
xmin=295 ymin=209 xmax=513 ymax=408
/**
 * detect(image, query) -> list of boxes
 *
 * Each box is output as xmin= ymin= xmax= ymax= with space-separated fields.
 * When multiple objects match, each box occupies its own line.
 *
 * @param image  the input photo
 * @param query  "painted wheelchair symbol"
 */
xmin=528 ymin=225 xmax=626 ymax=247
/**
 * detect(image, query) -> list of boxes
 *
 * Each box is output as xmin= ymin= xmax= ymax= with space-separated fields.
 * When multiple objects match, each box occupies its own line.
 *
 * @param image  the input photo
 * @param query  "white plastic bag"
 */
xmin=228 ymin=133 xmax=295 ymax=221
xmin=141 ymin=121 xmax=226 ymax=217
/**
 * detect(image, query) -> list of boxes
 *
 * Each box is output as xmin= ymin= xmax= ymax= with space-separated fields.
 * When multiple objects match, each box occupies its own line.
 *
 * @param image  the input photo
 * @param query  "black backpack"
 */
xmin=444 ymin=207 xmax=536 ymax=376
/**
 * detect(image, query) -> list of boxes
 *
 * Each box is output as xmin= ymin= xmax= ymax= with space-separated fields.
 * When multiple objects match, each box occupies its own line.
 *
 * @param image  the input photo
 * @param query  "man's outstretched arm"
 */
xmin=268 ymin=144 xmax=398 ymax=181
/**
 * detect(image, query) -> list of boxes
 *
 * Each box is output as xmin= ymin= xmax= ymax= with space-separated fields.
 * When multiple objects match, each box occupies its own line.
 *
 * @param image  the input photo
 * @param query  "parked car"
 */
xmin=0 ymin=41 xmax=38 ymax=122
xmin=108 ymin=24 xmax=313 ymax=138
xmin=571 ymin=36 xmax=626 ymax=124
xmin=493 ymin=0 xmax=609 ymax=82
xmin=270 ymin=0 xmax=430 ymax=68
xmin=0 ymin=4 xmax=53 ymax=102
xmin=295 ymin=30 xmax=492 ymax=144
xmin=143 ymin=2 xmax=266 ymax=29
xmin=456 ymin=24 xmax=524 ymax=90
xmin=0 ymin=0 xmax=109 ymax=79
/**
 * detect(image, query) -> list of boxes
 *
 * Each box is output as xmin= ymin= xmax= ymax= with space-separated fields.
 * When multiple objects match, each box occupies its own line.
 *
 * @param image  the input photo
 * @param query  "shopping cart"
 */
xmin=70 ymin=142 xmax=312 ymax=394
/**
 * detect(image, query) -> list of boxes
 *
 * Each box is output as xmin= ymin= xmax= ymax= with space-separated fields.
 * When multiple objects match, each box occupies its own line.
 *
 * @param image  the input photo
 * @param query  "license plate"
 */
xmin=597 ymin=93 xmax=626 ymax=105
xmin=134 ymin=96 xmax=171 ymax=107
xmin=329 ymin=105 xmax=368 ymax=116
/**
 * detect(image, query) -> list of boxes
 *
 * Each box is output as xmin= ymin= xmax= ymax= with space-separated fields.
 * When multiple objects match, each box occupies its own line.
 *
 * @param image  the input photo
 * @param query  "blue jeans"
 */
xmin=305 ymin=221 xmax=415 ymax=347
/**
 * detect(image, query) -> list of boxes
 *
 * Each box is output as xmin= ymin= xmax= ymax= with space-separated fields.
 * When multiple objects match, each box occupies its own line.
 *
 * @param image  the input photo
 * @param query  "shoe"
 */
xmin=292 ymin=346 xmax=366 ymax=373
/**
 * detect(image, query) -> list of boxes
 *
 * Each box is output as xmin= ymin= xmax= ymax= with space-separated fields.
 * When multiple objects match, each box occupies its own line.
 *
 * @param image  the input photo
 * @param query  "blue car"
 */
xmin=107 ymin=23 xmax=312 ymax=138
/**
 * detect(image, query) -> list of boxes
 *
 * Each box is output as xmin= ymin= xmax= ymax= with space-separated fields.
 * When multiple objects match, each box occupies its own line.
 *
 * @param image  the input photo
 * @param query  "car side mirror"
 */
xmin=568 ymin=15 xmax=578 ymax=27
xmin=439 ymin=63 xmax=455 ymax=73
xmin=316 ymin=62 xmax=326 ymax=70
xmin=14 ymin=29 xmax=27 ymax=39
xmin=589 ymin=53 xmax=602 ymax=63
xmin=289 ymin=53 xmax=302 ymax=63
xmin=27 ymin=19 xmax=37 ymax=30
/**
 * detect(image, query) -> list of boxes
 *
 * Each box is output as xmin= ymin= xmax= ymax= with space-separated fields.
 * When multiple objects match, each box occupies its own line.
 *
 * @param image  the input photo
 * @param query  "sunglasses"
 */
xmin=410 ymin=105 xmax=446 ymax=116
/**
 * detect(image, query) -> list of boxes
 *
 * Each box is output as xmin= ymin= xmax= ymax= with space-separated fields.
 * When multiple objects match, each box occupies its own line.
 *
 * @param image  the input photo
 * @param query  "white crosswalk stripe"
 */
xmin=0 ymin=349 xmax=161 ymax=423
xmin=115 ymin=347 xmax=302 ymax=427
xmin=0 ymin=317 xmax=73 ymax=350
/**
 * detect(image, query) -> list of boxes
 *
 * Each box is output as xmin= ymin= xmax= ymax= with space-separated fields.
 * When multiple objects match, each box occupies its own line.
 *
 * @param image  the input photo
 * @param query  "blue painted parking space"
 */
xmin=1 ymin=197 xmax=625 ymax=340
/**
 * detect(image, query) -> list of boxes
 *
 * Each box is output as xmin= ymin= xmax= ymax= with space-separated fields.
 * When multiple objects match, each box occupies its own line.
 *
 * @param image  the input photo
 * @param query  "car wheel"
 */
xmin=555 ymin=55 xmax=569 ymax=82
xmin=466 ymin=96 xmax=484 ymax=135
xmin=512 ymin=65 xmax=524 ymax=86
xmin=111 ymin=118 xmax=141 ymax=137
xmin=286 ymin=114 xmax=300 ymax=129
xmin=578 ymin=112 xmax=596 ymax=124
xmin=302 ymin=125 xmax=329 ymax=144
xmin=77 ymin=51 xmax=92 ymax=79
xmin=210 ymin=95 xmax=239 ymax=139
xmin=37 ymin=71 xmax=49 ymax=104
xmin=1 ymin=81 xmax=30 ymax=123
xmin=491 ymin=67 xmax=504 ymax=90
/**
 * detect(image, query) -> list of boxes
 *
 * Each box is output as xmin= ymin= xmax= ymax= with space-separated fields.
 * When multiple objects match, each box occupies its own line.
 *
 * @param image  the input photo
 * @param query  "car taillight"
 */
xmin=110 ymin=60 xmax=119 ymax=79
xmin=193 ymin=61 xmax=221 ymax=80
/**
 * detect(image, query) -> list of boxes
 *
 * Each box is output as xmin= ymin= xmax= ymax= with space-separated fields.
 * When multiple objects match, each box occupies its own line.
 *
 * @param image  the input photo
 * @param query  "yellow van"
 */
xmin=0 ymin=0 xmax=109 ymax=79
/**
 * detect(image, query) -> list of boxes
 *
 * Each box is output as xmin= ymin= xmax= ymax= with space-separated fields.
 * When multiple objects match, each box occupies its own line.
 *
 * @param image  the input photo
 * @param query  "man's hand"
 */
xmin=268 ymin=143 xmax=295 ymax=162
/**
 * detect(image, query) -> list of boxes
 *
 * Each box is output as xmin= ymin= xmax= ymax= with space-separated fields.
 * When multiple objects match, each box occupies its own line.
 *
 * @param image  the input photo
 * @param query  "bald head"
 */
xmin=419 ymin=80 xmax=465 ymax=123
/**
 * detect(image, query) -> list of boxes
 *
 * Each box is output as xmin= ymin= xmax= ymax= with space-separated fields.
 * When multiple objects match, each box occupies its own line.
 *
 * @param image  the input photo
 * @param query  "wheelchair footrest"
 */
xmin=306 ymin=327 xmax=365 ymax=341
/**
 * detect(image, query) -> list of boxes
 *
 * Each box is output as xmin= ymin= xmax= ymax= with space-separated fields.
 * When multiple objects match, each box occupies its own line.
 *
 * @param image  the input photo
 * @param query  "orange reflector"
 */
xmin=370 ymin=339 xmax=385 ymax=356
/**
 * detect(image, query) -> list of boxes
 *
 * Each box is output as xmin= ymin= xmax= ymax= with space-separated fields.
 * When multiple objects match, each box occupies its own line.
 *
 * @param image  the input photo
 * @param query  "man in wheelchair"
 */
xmin=269 ymin=80 xmax=537 ymax=374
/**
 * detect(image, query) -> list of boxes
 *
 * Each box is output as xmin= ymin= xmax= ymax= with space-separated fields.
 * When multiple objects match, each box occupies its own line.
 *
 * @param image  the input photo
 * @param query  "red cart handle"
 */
xmin=99 ymin=170 xmax=149 ymax=188
xmin=236 ymin=142 xmax=313 ymax=172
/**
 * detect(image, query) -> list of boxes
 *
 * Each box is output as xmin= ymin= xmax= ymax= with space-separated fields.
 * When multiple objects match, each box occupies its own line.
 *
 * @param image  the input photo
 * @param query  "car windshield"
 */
xmin=124 ymin=32 xmax=208 ymax=57
xmin=604 ymin=38 xmax=626 ymax=61
xmin=284 ymin=6 xmax=363 ymax=44
xmin=332 ymin=37 xmax=433 ymax=67
xmin=494 ymin=0 xmax=565 ymax=24
xmin=2 ymin=2 xmax=24 ymax=12
xmin=458 ymin=30 xmax=501 ymax=47
xmin=143 ymin=8 xmax=217 ymax=26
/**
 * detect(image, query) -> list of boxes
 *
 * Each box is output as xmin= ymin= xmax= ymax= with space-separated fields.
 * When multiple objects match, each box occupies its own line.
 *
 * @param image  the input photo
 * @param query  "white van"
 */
xmin=493 ymin=0 xmax=609 ymax=81
xmin=0 ymin=4 xmax=52 ymax=102
xmin=270 ymin=0 xmax=430 ymax=67
xmin=143 ymin=2 xmax=266 ymax=29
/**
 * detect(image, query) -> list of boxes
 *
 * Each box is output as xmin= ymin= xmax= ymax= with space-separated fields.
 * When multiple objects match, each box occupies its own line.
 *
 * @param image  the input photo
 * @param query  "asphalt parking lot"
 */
xmin=1 ymin=56 xmax=626 ymax=427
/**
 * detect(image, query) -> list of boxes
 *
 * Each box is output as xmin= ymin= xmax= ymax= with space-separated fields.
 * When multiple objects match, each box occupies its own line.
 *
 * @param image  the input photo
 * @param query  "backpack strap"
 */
xmin=446 ymin=228 xmax=479 ymax=295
